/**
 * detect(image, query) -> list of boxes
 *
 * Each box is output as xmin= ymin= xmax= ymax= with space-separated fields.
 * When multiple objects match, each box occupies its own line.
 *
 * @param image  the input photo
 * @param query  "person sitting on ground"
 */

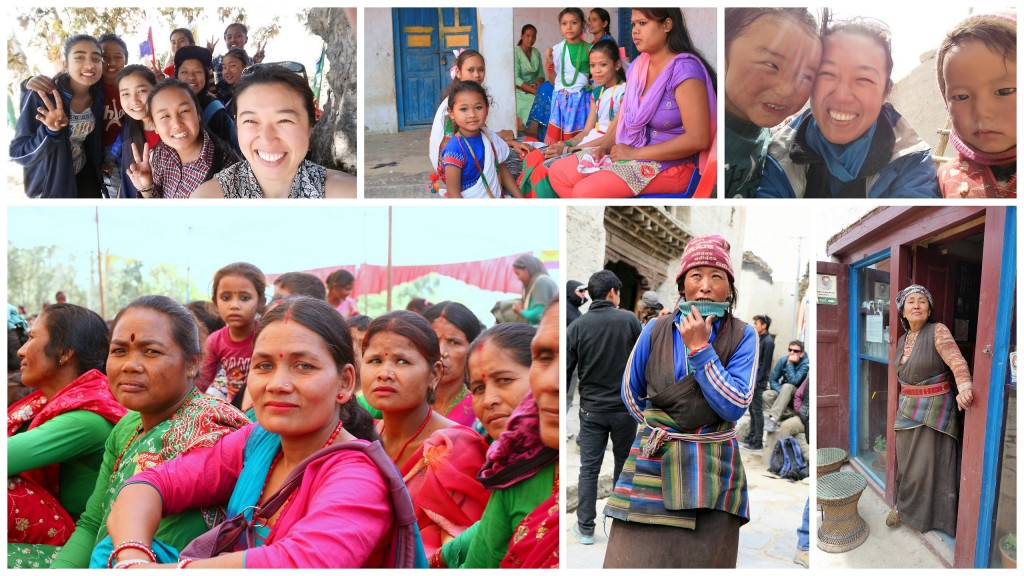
xmin=763 ymin=340 xmax=808 ymax=434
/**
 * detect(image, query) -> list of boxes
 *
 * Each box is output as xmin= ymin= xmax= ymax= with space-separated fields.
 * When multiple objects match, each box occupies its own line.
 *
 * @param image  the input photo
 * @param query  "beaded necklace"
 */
xmin=455 ymin=130 xmax=497 ymax=198
xmin=443 ymin=386 xmax=469 ymax=417
xmin=256 ymin=419 xmax=345 ymax=528
xmin=559 ymin=40 xmax=587 ymax=88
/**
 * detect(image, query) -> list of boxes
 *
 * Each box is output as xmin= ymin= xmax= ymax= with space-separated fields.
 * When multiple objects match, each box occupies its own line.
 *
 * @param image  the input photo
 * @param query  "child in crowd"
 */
xmin=11 ymin=34 xmax=106 ymax=198
xmin=217 ymin=48 xmax=249 ymax=114
xmin=520 ymin=39 xmax=625 ymax=197
xmin=440 ymin=81 xmax=522 ymax=198
xmin=723 ymin=8 xmax=821 ymax=198
xmin=197 ymin=262 xmax=266 ymax=407
xmin=98 ymin=34 xmax=128 ymax=195
xmin=114 ymin=65 xmax=159 ymax=198
xmin=124 ymin=79 xmax=238 ymax=198
xmin=936 ymin=11 xmax=1016 ymax=198
xmin=544 ymin=8 xmax=591 ymax=145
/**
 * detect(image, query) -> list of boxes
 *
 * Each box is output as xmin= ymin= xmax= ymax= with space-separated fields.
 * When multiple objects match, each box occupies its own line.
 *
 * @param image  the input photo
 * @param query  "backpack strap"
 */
xmin=203 ymin=99 xmax=226 ymax=125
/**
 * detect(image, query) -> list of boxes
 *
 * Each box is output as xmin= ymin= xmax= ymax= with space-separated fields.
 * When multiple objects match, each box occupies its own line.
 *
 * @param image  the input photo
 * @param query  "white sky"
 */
xmin=7 ymin=205 xmax=560 ymax=300
xmin=743 ymin=205 xmax=811 ymax=282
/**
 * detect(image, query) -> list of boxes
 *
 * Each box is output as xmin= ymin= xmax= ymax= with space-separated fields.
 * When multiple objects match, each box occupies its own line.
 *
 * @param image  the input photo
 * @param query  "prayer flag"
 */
xmin=311 ymin=42 xmax=326 ymax=109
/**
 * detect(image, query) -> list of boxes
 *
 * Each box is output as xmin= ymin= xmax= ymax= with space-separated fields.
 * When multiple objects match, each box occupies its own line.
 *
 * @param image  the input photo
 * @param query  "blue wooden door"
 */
xmin=394 ymin=8 xmax=477 ymax=129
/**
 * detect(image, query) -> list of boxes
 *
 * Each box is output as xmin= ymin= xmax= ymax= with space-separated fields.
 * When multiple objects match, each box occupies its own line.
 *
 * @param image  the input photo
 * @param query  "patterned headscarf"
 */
xmin=895 ymin=284 xmax=933 ymax=315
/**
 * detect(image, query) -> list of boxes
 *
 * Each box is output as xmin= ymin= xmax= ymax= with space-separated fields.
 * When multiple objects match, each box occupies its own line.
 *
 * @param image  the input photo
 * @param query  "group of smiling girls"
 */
xmin=12 ymin=26 xmax=355 ymax=199
xmin=724 ymin=8 xmax=1015 ymax=198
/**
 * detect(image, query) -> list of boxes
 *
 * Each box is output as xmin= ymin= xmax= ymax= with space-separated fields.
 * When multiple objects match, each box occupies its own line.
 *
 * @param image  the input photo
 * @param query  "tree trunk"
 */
xmin=308 ymin=8 xmax=356 ymax=174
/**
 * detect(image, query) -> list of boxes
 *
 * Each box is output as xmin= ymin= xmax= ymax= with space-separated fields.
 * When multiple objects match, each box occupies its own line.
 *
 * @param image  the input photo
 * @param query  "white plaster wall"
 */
xmin=479 ymin=9 xmax=516 ymax=136
xmin=889 ymin=49 xmax=947 ymax=152
xmin=566 ymin=206 xmax=607 ymax=314
xmin=364 ymin=9 xmax=398 ymax=134
xmin=683 ymin=8 xmax=717 ymax=73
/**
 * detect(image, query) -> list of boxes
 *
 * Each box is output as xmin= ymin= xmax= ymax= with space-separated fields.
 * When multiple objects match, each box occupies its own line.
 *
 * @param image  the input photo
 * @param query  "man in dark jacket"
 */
xmin=567 ymin=270 xmax=642 ymax=545
xmin=565 ymin=279 xmax=587 ymax=414
xmin=743 ymin=314 xmax=774 ymax=449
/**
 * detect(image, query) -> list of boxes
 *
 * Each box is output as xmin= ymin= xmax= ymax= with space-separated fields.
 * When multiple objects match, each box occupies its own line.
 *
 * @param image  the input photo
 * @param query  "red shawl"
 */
xmin=400 ymin=425 xmax=490 ymax=557
xmin=500 ymin=473 xmax=559 ymax=568
xmin=7 ymin=368 xmax=126 ymax=492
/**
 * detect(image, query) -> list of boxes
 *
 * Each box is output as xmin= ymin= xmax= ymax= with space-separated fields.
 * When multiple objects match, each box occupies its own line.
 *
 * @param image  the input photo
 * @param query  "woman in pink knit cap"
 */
xmin=603 ymin=234 xmax=758 ymax=568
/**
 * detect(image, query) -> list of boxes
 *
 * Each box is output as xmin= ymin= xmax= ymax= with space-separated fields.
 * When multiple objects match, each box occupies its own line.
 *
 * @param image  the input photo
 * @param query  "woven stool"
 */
xmin=817 ymin=471 xmax=869 ymax=553
xmin=817 ymin=447 xmax=847 ymax=477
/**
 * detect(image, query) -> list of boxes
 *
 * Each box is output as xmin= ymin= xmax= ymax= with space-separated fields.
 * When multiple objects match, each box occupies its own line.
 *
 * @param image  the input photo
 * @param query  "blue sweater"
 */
xmin=10 ymin=77 xmax=105 ymax=198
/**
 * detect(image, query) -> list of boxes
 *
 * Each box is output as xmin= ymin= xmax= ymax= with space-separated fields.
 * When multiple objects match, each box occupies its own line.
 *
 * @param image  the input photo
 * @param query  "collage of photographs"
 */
xmin=1 ymin=3 xmax=1017 ymax=572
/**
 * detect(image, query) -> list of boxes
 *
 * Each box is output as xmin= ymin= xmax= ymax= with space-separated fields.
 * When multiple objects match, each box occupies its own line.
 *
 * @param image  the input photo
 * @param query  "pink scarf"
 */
xmin=477 ymin=392 xmax=557 ymax=490
xmin=616 ymin=51 xmax=717 ymax=168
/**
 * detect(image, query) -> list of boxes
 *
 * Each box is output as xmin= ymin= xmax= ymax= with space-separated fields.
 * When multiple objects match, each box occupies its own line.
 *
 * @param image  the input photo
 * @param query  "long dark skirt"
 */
xmin=895 ymin=425 xmax=960 ymax=536
xmin=603 ymin=510 xmax=743 ymax=568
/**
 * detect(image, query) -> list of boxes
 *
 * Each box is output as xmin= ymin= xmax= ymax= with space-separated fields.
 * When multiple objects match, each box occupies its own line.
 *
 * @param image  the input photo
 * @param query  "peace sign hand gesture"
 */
xmin=253 ymin=40 xmax=266 ymax=63
xmin=206 ymin=36 xmax=219 ymax=53
xmin=126 ymin=142 xmax=154 ymax=196
xmin=35 ymin=89 xmax=68 ymax=132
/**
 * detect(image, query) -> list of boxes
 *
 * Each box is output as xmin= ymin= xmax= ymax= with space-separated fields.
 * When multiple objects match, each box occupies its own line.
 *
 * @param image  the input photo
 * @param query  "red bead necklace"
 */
xmin=257 ymin=419 xmax=344 ymax=526
xmin=380 ymin=407 xmax=433 ymax=465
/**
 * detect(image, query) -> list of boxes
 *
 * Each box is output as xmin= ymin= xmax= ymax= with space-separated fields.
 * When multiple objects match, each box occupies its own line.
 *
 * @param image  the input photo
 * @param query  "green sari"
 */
xmin=9 ymin=390 xmax=248 ymax=568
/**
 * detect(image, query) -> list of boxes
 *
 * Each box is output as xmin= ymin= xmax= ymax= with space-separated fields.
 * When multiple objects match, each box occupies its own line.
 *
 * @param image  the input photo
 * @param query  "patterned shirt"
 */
xmin=216 ymin=159 xmax=327 ymax=198
xmin=151 ymin=131 xmax=215 ymax=198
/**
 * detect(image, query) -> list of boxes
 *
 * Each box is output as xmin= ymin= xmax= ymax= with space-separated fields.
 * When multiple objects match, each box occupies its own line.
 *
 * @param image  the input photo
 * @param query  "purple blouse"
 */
xmin=620 ymin=56 xmax=707 ymax=169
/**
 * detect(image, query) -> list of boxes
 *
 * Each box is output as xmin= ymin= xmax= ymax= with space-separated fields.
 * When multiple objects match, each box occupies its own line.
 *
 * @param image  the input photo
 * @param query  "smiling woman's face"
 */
xmin=811 ymin=31 xmax=889 ymax=145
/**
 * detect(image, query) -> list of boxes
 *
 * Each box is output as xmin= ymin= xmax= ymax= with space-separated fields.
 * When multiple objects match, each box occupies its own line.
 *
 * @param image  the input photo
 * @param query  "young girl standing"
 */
xmin=936 ymin=12 xmax=1016 ymax=198
xmin=196 ymin=262 xmax=266 ymax=407
xmin=124 ymin=79 xmax=238 ymax=198
xmin=11 ymin=34 xmax=106 ymax=198
xmin=544 ymin=8 xmax=592 ymax=145
xmin=724 ymin=9 xmax=821 ymax=198
xmin=114 ymin=65 xmax=160 ymax=198
xmin=439 ymin=81 xmax=523 ymax=198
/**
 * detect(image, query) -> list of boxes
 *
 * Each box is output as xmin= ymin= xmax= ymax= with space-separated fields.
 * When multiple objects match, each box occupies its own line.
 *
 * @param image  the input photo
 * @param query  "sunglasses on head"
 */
xmin=789 ymin=348 xmax=802 ymax=354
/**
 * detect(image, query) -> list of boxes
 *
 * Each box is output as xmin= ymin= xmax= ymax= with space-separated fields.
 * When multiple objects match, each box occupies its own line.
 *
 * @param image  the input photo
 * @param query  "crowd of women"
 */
xmin=429 ymin=7 xmax=717 ymax=199
xmin=724 ymin=8 xmax=1016 ymax=199
xmin=7 ymin=257 xmax=559 ymax=568
xmin=11 ymin=23 xmax=356 ymax=199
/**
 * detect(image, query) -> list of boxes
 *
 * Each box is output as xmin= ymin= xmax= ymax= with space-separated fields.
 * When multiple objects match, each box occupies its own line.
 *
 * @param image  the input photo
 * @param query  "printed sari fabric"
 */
xmin=30 ymin=389 xmax=247 ymax=569
xmin=500 ymin=476 xmax=559 ymax=568
xmin=400 ymin=425 xmax=490 ymax=557
xmin=7 ymin=369 xmax=125 ymax=551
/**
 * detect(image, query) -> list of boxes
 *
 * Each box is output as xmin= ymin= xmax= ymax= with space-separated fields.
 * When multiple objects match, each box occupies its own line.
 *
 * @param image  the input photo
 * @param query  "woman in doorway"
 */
xmin=887 ymin=284 xmax=973 ymax=536
xmin=603 ymin=234 xmax=756 ymax=568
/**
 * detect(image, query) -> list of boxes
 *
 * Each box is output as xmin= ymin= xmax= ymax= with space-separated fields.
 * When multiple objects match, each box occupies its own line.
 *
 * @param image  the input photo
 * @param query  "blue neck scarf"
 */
xmin=805 ymin=116 xmax=878 ymax=182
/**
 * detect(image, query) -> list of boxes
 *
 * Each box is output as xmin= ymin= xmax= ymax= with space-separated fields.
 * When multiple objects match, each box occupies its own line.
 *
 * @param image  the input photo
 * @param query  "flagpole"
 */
xmin=149 ymin=27 xmax=157 ymax=70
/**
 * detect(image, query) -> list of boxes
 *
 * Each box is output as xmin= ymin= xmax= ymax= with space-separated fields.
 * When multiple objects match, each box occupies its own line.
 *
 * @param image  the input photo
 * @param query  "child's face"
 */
xmin=118 ymin=72 xmax=153 ymax=121
xmin=589 ymin=50 xmax=620 ymax=86
xmin=224 ymin=25 xmax=247 ymax=50
xmin=561 ymin=13 xmax=583 ymax=41
xmin=177 ymin=59 xmax=207 ymax=94
xmin=943 ymin=39 xmax=1016 ymax=154
xmin=456 ymin=55 xmax=485 ymax=85
xmin=222 ymin=55 xmax=246 ymax=85
xmin=449 ymin=90 xmax=488 ymax=134
xmin=150 ymin=87 xmax=202 ymax=155
xmin=215 ymin=274 xmax=261 ymax=332
xmin=170 ymin=31 xmax=191 ymax=55
xmin=101 ymin=40 xmax=126 ymax=85
xmin=726 ymin=15 xmax=821 ymax=127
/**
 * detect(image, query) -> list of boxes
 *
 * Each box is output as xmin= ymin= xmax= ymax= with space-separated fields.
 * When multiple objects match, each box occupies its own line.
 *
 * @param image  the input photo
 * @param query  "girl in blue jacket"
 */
xmin=11 ymin=34 xmax=106 ymax=198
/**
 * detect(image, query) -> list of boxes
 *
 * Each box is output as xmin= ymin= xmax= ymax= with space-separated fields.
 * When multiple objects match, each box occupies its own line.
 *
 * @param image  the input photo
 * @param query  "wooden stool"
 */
xmin=817 ymin=471 xmax=869 ymax=553
xmin=817 ymin=447 xmax=847 ymax=477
